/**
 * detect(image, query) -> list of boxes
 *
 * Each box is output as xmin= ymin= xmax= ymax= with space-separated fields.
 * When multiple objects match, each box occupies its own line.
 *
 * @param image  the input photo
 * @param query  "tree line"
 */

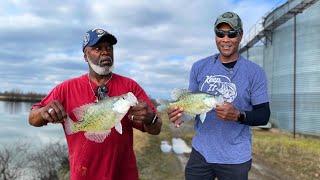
xmin=0 ymin=89 xmax=46 ymax=102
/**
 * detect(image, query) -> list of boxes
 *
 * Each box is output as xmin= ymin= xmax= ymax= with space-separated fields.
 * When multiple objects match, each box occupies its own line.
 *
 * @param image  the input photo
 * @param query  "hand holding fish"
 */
xmin=41 ymin=100 xmax=67 ymax=124
xmin=128 ymin=101 xmax=155 ymax=125
xmin=159 ymin=89 xmax=224 ymax=127
xmin=215 ymin=102 xmax=240 ymax=121
xmin=168 ymin=106 xmax=184 ymax=128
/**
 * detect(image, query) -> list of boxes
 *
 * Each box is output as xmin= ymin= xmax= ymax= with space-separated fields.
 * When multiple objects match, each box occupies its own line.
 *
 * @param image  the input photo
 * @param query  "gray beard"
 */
xmin=87 ymin=57 xmax=114 ymax=75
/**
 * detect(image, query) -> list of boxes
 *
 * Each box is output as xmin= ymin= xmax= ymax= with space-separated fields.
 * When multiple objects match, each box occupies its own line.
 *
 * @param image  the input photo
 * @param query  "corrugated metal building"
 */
xmin=241 ymin=0 xmax=320 ymax=136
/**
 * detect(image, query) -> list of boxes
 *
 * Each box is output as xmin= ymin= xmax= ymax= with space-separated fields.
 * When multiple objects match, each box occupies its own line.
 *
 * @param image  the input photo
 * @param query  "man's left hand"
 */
xmin=128 ymin=101 xmax=155 ymax=125
xmin=215 ymin=102 xmax=240 ymax=121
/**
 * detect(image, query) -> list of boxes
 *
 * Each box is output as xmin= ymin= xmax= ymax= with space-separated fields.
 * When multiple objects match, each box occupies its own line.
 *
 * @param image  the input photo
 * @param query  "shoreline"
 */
xmin=0 ymin=95 xmax=44 ymax=102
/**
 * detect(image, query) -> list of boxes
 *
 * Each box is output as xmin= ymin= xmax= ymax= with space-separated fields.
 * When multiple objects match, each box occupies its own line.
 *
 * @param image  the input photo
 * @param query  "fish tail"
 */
xmin=156 ymin=102 xmax=170 ymax=123
xmin=157 ymin=103 xmax=168 ymax=112
xmin=64 ymin=117 xmax=76 ymax=135
xmin=158 ymin=109 xmax=170 ymax=124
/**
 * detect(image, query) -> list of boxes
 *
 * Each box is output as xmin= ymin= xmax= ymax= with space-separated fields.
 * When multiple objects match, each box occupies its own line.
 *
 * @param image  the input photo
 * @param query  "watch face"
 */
xmin=238 ymin=112 xmax=245 ymax=123
xmin=240 ymin=113 xmax=245 ymax=120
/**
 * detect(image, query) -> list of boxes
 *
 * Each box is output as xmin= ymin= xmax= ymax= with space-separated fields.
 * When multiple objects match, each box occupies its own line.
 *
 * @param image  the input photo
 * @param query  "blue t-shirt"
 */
xmin=189 ymin=54 xmax=269 ymax=164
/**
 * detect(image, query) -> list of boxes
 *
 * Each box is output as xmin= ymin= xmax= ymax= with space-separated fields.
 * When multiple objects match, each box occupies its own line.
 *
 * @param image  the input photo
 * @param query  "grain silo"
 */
xmin=240 ymin=0 xmax=320 ymax=136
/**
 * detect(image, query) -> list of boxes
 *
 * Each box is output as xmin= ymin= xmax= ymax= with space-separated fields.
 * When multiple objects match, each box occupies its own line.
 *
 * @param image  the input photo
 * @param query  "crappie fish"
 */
xmin=158 ymin=89 xmax=224 ymax=123
xmin=64 ymin=92 xmax=138 ymax=143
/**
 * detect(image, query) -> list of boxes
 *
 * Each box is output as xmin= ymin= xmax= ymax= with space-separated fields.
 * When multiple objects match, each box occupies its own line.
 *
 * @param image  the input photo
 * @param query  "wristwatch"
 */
xmin=151 ymin=114 xmax=158 ymax=125
xmin=237 ymin=111 xmax=246 ymax=124
xmin=146 ymin=114 xmax=158 ymax=125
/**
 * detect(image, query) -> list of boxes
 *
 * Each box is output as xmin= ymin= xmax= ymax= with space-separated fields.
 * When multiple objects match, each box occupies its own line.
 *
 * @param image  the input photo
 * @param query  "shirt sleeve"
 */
xmin=188 ymin=64 xmax=199 ymax=92
xmin=31 ymin=85 xmax=62 ymax=110
xmin=251 ymin=68 xmax=269 ymax=105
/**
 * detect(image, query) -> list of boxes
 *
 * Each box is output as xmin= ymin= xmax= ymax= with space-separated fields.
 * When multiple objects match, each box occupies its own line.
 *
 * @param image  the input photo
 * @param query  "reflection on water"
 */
xmin=0 ymin=101 xmax=65 ymax=146
xmin=3 ymin=101 xmax=33 ymax=114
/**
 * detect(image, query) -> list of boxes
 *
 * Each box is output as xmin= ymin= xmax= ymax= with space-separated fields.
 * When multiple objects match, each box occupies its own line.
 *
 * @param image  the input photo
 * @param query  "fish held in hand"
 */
xmin=157 ymin=89 xmax=224 ymax=123
xmin=64 ymin=92 xmax=138 ymax=143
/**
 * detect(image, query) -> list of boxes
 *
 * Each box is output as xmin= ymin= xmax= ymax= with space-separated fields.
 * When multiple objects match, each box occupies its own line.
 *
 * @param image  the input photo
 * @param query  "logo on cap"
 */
xmin=83 ymin=33 xmax=90 ymax=47
xmin=82 ymin=28 xmax=117 ymax=52
xmin=214 ymin=12 xmax=243 ymax=32
xmin=222 ymin=12 xmax=234 ymax=18
xmin=94 ymin=29 xmax=106 ymax=37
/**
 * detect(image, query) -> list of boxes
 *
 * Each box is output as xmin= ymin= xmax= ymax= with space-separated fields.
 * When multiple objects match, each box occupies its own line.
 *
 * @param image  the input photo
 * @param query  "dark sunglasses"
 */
xmin=97 ymin=86 xmax=108 ymax=100
xmin=215 ymin=29 xmax=239 ymax=38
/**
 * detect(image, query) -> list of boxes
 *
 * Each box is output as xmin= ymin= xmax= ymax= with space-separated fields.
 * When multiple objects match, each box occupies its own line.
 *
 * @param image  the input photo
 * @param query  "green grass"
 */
xmin=253 ymin=129 xmax=320 ymax=179
xmin=134 ymin=121 xmax=320 ymax=180
xmin=134 ymin=120 xmax=193 ymax=180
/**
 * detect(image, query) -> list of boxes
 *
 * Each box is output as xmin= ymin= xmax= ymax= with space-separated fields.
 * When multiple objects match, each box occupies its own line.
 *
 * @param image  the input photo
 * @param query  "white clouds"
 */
xmin=0 ymin=0 xmax=283 ymax=99
xmin=0 ymin=13 xmax=60 ymax=29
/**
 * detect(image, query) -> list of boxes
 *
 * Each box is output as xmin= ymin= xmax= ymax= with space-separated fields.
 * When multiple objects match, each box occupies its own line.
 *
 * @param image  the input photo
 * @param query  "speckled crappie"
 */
xmin=158 ymin=89 xmax=224 ymax=123
xmin=64 ymin=92 xmax=138 ymax=143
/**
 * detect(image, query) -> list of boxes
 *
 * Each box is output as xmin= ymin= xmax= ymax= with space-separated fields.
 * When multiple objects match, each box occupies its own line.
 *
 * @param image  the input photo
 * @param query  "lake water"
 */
xmin=0 ymin=101 xmax=65 ymax=146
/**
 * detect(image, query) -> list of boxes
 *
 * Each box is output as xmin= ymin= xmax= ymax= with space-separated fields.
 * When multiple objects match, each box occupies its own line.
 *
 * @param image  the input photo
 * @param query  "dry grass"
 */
xmin=133 ymin=120 xmax=194 ymax=180
xmin=252 ymin=129 xmax=320 ymax=179
xmin=134 ymin=121 xmax=320 ymax=180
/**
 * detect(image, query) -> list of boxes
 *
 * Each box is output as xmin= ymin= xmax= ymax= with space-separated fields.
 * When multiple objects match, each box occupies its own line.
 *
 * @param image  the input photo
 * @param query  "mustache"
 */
xmin=98 ymin=56 xmax=113 ymax=65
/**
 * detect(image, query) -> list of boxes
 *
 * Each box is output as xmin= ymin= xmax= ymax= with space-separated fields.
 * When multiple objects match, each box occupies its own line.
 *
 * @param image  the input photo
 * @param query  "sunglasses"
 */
xmin=97 ymin=86 xmax=108 ymax=100
xmin=215 ymin=29 xmax=239 ymax=38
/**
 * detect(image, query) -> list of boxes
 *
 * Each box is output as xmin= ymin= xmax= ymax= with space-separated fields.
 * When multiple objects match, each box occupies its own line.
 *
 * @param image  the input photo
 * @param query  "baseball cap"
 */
xmin=82 ymin=28 xmax=117 ymax=52
xmin=214 ymin=12 xmax=243 ymax=32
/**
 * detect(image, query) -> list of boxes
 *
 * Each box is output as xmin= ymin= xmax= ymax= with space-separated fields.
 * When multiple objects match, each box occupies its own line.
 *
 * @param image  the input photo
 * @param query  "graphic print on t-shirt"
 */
xmin=200 ymin=75 xmax=237 ymax=103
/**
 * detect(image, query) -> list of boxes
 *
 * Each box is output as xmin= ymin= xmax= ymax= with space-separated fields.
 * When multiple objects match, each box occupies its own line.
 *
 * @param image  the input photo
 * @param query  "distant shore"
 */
xmin=0 ymin=95 xmax=44 ymax=102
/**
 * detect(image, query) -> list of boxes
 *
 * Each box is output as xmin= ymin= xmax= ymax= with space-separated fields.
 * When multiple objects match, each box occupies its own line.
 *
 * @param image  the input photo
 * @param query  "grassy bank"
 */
xmin=134 ymin=120 xmax=320 ymax=180
xmin=253 ymin=129 xmax=320 ymax=179
xmin=134 ymin=120 xmax=194 ymax=180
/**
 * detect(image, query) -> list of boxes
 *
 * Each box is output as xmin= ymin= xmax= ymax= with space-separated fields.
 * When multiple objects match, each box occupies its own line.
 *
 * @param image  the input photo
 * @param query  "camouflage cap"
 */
xmin=214 ymin=12 xmax=243 ymax=32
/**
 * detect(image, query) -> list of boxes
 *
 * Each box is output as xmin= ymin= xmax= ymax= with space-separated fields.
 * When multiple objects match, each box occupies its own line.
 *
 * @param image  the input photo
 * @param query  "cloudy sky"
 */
xmin=0 ymin=0 xmax=285 ymax=99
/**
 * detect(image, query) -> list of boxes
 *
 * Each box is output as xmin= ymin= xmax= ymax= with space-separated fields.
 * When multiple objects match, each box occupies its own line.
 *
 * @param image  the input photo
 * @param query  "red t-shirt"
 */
xmin=32 ymin=73 xmax=155 ymax=180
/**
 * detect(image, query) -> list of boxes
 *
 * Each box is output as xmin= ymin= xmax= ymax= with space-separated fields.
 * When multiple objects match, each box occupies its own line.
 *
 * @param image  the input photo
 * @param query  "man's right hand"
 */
xmin=40 ymin=100 xmax=67 ymax=124
xmin=168 ymin=106 xmax=184 ymax=128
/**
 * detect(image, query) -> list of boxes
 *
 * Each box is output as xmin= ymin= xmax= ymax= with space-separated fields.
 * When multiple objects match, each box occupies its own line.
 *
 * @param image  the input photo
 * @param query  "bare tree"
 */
xmin=27 ymin=142 xmax=69 ymax=180
xmin=0 ymin=142 xmax=30 ymax=180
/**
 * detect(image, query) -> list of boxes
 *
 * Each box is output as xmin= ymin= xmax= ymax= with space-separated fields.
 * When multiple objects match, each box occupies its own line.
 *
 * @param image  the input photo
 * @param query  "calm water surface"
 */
xmin=0 ymin=101 xmax=65 ymax=145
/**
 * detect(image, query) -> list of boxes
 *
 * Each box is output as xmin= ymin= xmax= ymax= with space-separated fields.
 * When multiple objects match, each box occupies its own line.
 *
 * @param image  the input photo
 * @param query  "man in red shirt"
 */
xmin=28 ymin=28 xmax=162 ymax=180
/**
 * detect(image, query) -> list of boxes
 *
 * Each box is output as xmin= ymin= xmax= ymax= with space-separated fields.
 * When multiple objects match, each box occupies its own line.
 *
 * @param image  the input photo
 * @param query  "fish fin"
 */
xmin=64 ymin=117 xmax=75 ymax=135
xmin=156 ymin=98 xmax=170 ymax=107
xmin=155 ymin=99 xmax=171 ymax=124
xmin=84 ymin=131 xmax=111 ymax=143
xmin=112 ymin=95 xmax=134 ymax=114
xmin=199 ymin=113 xmax=207 ymax=123
xmin=181 ymin=113 xmax=195 ymax=122
xmin=115 ymin=122 xmax=122 ymax=134
xmin=125 ymin=92 xmax=138 ymax=106
xmin=171 ymin=88 xmax=189 ymax=101
xmin=73 ymin=103 xmax=94 ymax=121
xmin=215 ymin=95 xmax=225 ymax=107
xmin=156 ymin=102 xmax=169 ymax=112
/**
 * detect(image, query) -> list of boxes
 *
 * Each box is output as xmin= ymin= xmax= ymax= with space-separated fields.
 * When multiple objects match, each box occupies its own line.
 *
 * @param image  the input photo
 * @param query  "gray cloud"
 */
xmin=0 ymin=0 xmax=280 ymax=99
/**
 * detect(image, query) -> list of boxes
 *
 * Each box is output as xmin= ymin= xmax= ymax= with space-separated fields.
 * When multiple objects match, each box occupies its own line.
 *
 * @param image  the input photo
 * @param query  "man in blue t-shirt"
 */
xmin=168 ymin=12 xmax=270 ymax=180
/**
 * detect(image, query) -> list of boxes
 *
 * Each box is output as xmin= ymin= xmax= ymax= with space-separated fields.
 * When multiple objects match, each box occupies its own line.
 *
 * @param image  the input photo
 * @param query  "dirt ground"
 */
xmin=249 ymin=156 xmax=293 ymax=180
xmin=173 ymin=147 xmax=294 ymax=180
xmin=136 ymin=119 xmax=319 ymax=180
xmin=169 ymin=123 xmax=297 ymax=180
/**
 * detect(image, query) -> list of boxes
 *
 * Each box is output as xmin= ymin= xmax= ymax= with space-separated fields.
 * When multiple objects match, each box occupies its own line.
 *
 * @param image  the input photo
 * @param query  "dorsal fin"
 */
xmin=115 ymin=122 xmax=123 ymax=134
xmin=171 ymin=88 xmax=190 ymax=101
xmin=72 ymin=103 xmax=95 ymax=121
